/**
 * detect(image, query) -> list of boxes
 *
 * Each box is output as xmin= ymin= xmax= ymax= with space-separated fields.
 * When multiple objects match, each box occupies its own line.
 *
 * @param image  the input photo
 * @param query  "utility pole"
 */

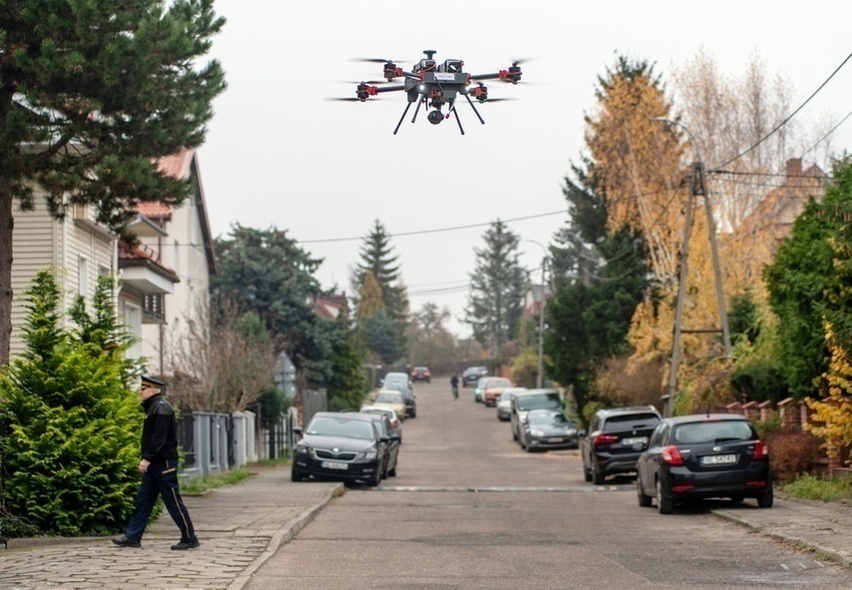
xmin=653 ymin=119 xmax=732 ymax=418
xmin=527 ymin=240 xmax=548 ymax=389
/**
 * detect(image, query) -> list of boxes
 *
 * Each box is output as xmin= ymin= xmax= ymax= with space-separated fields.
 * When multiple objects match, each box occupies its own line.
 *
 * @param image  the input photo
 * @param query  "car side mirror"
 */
xmin=578 ymin=429 xmax=587 ymax=437
xmin=293 ymin=426 xmax=303 ymax=436
xmin=379 ymin=435 xmax=390 ymax=443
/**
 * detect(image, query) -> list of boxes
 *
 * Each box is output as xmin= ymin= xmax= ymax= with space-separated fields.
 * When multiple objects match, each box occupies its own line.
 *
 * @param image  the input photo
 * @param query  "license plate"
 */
xmin=701 ymin=454 xmax=737 ymax=466
xmin=622 ymin=437 xmax=647 ymax=445
xmin=321 ymin=461 xmax=348 ymax=470
xmin=547 ymin=437 xmax=564 ymax=443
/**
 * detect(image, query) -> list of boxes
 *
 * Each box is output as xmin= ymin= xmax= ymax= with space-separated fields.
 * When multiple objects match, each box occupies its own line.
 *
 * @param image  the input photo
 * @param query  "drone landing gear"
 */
xmin=393 ymin=101 xmax=413 ymax=135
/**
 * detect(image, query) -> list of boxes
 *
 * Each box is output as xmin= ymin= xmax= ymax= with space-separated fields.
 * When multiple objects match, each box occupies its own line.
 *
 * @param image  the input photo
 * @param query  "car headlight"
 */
xmin=294 ymin=443 xmax=309 ymax=455
xmin=356 ymin=449 xmax=378 ymax=461
xmin=567 ymin=429 xmax=577 ymax=436
xmin=530 ymin=428 xmax=545 ymax=437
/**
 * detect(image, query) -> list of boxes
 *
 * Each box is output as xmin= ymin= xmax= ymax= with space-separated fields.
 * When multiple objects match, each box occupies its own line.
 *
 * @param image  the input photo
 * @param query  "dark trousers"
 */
xmin=125 ymin=458 xmax=196 ymax=543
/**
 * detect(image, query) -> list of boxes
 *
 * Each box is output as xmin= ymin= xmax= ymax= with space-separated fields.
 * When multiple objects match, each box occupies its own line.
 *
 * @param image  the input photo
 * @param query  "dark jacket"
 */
xmin=141 ymin=393 xmax=179 ymax=462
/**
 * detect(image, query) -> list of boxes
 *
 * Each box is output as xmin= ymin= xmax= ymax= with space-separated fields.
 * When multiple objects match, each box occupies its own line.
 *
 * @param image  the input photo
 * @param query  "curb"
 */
xmin=226 ymin=482 xmax=344 ymax=590
xmin=710 ymin=509 xmax=852 ymax=569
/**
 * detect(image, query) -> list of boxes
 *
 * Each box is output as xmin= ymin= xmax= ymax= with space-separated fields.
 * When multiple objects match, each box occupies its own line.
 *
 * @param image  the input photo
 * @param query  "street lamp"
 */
xmin=527 ymin=240 xmax=548 ymax=389
xmin=651 ymin=117 xmax=732 ymax=417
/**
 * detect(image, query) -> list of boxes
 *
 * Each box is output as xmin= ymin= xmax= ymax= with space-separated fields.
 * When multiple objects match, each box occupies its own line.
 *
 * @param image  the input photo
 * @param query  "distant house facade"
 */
xmin=733 ymin=158 xmax=827 ymax=287
xmin=135 ymin=148 xmax=217 ymax=377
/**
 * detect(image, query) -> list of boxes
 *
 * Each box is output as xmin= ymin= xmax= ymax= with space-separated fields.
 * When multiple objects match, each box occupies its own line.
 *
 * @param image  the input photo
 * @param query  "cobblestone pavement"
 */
xmin=0 ymin=467 xmax=341 ymax=590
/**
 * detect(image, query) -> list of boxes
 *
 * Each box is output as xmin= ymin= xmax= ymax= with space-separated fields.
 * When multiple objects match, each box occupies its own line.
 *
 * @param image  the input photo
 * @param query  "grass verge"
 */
xmin=780 ymin=473 xmax=852 ymax=502
xmin=181 ymin=468 xmax=252 ymax=495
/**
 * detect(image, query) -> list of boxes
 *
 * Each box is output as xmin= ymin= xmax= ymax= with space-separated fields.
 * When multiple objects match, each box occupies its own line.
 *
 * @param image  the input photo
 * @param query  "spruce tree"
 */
xmin=0 ymin=271 xmax=140 ymax=535
xmin=464 ymin=219 xmax=525 ymax=362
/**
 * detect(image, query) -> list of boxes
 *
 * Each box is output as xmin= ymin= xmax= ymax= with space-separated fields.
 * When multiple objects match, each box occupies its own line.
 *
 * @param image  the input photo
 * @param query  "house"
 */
xmin=734 ymin=158 xmax=827 ymax=283
xmin=134 ymin=148 xmax=217 ymax=377
xmin=9 ymin=191 xmax=177 ymax=362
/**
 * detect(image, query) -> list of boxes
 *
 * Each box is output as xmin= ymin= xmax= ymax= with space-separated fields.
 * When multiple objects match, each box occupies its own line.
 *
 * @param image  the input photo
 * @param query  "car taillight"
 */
xmin=593 ymin=432 xmax=619 ymax=446
xmin=424 ymin=371 xmax=430 ymax=376
xmin=661 ymin=445 xmax=685 ymax=466
xmin=752 ymin=440 xmax=769 ymax=460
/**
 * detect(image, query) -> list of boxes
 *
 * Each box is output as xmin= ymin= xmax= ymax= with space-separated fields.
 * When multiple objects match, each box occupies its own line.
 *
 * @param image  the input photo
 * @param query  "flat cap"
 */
xmin=141 ymin=375 xmax=166 ymax=387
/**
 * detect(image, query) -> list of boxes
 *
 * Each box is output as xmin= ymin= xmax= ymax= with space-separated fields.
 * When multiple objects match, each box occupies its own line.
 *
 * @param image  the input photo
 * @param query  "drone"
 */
xmin=332 ymin=50 xmax=525 ymax=135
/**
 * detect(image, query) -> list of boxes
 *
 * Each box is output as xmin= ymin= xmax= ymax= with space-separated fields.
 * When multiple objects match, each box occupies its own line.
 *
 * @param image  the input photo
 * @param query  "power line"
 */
xmin=297 ymin=209 xmax=566 ymax=244
xmin=711 ymin=51 xmax=852 ymax=171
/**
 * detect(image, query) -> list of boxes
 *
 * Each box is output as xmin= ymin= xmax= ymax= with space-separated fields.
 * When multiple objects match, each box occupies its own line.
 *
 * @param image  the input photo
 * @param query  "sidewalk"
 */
xmin=0 ymin=466 xmax=342 ymax=590
xmin=0 ymin=469 xmax=849 ymax=589
xmin=711 ymin=495 xmax=852 ymax=568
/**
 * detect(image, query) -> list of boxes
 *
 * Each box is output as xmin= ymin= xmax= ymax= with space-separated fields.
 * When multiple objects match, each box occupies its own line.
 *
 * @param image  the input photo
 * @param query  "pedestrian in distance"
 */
xmin=450 ymin=373 xmax=460 ymax=400
xmin=112 ymin=375 xmax=200 ymax=550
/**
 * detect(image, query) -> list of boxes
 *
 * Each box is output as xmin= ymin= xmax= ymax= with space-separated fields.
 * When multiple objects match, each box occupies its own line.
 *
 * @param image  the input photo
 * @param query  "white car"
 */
xmin=498 ymin=387 xmax=527 ymax=421
xmin=360 ymin=405 xmax=403 ymax=442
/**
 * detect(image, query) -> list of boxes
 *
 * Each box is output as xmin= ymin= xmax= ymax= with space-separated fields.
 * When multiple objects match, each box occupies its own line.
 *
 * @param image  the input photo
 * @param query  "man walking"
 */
xmin=113 ymin=376 xmax=200 ymax=550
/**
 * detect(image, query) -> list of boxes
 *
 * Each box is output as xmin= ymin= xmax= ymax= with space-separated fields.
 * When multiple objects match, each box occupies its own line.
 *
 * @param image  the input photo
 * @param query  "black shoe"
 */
xmin=171 ymin=538 xmax=200 ymax=550
xmin=112 ymin=536 xmax=141 ymax=548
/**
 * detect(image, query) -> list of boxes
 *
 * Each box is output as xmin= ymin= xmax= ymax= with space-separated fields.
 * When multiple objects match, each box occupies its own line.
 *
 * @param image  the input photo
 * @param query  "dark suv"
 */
xmin=580 ymin=406 xmax=661 ymax=485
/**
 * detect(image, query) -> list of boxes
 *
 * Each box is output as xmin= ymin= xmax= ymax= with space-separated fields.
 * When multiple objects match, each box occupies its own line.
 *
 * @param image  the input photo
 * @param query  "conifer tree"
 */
xmin=0 ymin=0 xmax=227 ymax=365
xmin=465 ymin=219 xmax=525 ymax=362
xmin=0 ymin=270 xmax=140 ymax=535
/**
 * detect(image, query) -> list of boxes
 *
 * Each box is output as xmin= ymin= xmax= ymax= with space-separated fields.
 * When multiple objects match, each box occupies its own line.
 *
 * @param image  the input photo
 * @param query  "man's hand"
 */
xmin=138 ymin=458 xmax=150 ymax=474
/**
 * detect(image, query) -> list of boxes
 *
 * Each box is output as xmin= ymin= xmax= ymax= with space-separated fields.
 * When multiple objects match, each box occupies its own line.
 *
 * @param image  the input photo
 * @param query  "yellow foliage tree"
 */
xmin=355 ymin=271 xmax=384 ymax=323
xmin=806 ymin=323 xmax=852 ymax=453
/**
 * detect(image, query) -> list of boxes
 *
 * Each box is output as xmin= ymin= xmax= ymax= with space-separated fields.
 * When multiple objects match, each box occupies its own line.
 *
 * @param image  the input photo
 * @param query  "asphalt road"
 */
xmin=245 ymin=380 xmax=851 ymax=589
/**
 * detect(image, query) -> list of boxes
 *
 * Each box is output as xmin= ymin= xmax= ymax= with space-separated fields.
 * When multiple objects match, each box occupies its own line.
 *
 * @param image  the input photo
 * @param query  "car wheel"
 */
xmin=583 ymin=465 xmax=592 ymax=482
xmin=368 ymin=467 xmax=381 ymax=487
xmin=592 ymin=461 xmax=605 ymax=485
xmin=381 ymin=459 xmax=389 ymax=480
xmin=757 ymin=486 xmax=773 ymax=508
xmin=388 ymin=465 xmax=397 ymax=477
xmin=291 ymin=467 xmax=305 ymax=482
xmin=656 ymin=479 xmax=673 ymax=514
xmin=636 ymin=475 xmax=653 ymax=507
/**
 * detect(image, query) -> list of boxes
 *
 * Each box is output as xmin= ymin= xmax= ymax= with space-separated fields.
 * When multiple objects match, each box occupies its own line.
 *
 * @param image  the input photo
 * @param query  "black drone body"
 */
xmin=336 ymin=50 xmax=524 ymax=135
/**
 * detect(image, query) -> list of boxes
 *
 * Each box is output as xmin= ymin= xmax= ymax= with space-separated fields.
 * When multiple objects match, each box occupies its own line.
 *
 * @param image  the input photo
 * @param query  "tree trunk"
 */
xmin=0 ymin=176 xmax=13 ymax=366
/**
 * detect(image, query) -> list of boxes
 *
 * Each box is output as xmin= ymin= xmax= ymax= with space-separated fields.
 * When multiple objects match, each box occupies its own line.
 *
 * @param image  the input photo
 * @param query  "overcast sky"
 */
xmin=197 ymin=1 xmax=852 ymax=337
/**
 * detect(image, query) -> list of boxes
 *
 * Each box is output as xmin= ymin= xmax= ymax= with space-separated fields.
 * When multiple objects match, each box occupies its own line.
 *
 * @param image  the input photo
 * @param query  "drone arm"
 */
xmin=469 ymin=69 xmax=522 ymax=84
xmin=374 ymin=84 xmax=406 ymax=94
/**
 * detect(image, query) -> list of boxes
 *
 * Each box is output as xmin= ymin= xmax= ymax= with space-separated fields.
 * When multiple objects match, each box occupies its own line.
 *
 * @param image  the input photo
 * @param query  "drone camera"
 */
xmin=427 ymin=110 xmax=444 ymax=125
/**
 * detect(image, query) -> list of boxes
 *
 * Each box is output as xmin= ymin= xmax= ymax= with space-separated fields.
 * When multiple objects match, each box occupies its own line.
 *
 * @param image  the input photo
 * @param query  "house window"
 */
xmin=124 ymin=303 xmax=142 ymax=359
xmin=78 ymin=256 xmax=89 ymax=299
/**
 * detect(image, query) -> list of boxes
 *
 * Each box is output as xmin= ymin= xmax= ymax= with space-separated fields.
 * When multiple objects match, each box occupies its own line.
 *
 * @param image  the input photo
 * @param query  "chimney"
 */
xmin=786 ymin=158 xmax=803 ymax=182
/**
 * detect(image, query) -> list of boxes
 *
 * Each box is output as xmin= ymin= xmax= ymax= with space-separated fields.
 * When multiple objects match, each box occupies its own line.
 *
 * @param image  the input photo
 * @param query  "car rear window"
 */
xmin=673 ymin=420 xmax=754 ymax=444
xmin=485 ymin=378 xmax=512 ymax=388
xmin=602 ymin=413 xmax=660 ymax=432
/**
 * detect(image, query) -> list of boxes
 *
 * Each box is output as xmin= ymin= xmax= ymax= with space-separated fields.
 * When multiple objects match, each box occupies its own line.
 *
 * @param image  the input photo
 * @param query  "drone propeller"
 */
xmin=510 ymin=58 xmax=534 ymax=67
xmin=350 ymin=57 xmax=406 ymax=65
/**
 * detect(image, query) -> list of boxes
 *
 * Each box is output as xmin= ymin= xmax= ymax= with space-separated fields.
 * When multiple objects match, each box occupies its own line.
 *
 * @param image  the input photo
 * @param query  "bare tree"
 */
xmin=170 ymin=298 xmax=275 ymax=413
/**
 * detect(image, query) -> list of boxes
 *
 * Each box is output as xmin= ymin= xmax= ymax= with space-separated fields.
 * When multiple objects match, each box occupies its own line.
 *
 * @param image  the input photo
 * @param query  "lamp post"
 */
xmin=527 ymin=240 xmax=548 ymax=389
xmin=652 ymin=118 xmax=732 ymax=417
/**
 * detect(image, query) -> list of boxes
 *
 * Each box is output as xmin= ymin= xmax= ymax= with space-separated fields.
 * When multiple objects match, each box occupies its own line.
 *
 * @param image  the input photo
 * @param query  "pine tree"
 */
xmin=465 ymin=220 xmax=525 ymax=362
xmin=0 ymin=0 xmax=227 ymax=366
xmin=353 ymin=220 xmax=409 ymax=323
xmin=0 ymin=270 xmax=140 ymax=535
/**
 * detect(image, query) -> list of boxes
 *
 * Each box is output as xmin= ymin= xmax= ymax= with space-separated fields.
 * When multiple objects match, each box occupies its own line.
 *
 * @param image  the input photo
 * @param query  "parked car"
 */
xmin=497 ymin=387 xmax=526 ymax=421
xmin=462 ymin=366 xmax=488 ymax=388
xmin=518 ymin=409 xmax=579 ymax=451
xmin=361 ymin=412 xmax=401 ymax=478
xmin=636 ymin=414 xmax=773 ymax=514
xmin=473 ymin=376 xmax=490 ymax=403
xmin=360 ymin=405 xmax=403 ymax=442
xmin=510 ymin=389 xmax=563 ymax=441
xmin=372 ymin=389 xmax=408 ymax=420
xmin=580 ymin=405 xmax=662 ymax=485
xmin=382 ymin=371 xmax=413 ymax=390
xmin=379 ymin=374 xmax=416 ymax=418
xmin=291 ymin=412 xmax=388 ymax=486
xmin=410 ymin=366 xmax=431 ymax=383
xmin=482 ymin=377 xmax=513 ymax=407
